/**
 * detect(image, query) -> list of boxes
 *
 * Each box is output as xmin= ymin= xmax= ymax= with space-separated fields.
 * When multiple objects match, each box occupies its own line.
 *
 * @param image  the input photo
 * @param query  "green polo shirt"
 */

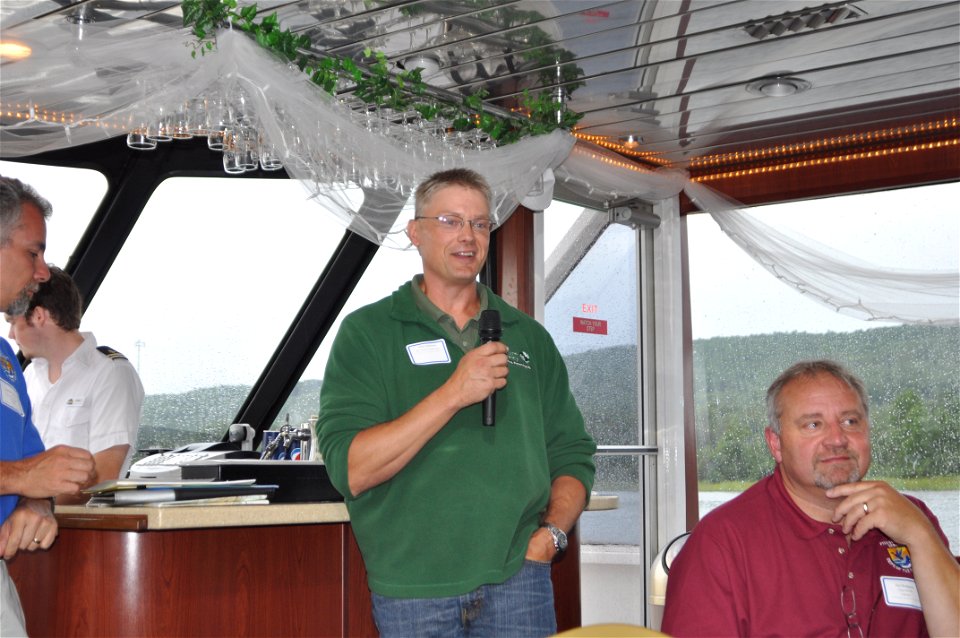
xmin=318 ymin=279 xmax=596 ymax=598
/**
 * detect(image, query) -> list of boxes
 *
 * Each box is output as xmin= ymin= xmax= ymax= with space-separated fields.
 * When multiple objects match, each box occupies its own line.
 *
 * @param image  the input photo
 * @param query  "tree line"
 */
xmin=137 ymin=325 xmax=958 ymax=486
xmin=690 ymin=325 xmax=958 ymax=482
xmin=564 ymin=324 xmax=958 ymax=488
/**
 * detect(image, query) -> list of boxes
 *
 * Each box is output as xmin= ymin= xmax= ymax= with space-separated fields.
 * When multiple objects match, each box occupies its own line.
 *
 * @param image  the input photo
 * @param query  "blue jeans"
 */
xmin=371 ymin=560 xmax=557 ymax=638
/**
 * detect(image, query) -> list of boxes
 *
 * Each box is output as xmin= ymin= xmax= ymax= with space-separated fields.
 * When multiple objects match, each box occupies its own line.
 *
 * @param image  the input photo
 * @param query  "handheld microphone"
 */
xmin=478 ymin=309 xmax=502 ymax=427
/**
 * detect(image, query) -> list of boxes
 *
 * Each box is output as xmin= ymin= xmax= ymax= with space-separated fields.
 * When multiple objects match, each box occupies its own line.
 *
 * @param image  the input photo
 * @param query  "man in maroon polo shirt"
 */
xmin=662 ymin=360 xmax=958 ymax=637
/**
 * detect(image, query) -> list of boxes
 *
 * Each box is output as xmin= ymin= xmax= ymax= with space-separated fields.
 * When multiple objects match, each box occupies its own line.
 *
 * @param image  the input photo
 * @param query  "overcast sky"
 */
xmin=544 ymin=182 xmax=959 ymax=340
xmin=2 ymin=160 xmax=958 ymax=393
xmin=685 ymin=185 xmax=959 ymax=339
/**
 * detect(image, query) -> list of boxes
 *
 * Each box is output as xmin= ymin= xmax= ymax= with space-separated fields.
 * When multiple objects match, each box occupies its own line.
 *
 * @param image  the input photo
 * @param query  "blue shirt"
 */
xmin=1 ymin=339 xmax=46 ymax=524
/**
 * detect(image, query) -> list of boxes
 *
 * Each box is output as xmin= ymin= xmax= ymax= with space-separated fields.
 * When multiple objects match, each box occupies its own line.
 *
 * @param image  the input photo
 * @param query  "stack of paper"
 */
xmin=82 ymin=479 xmax=278 ymax=507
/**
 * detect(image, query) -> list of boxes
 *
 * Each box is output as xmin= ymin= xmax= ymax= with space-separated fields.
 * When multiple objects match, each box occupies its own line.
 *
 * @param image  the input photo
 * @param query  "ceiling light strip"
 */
xmin=572 ymin=131 xmax=672 ymax=167
xmin=693 ymin=138 xmax=959 ymax=183
xmin=690 ymin=117 xmax=958 ymax=169
xmin=1 ymin=103 xmax=129 ymax=130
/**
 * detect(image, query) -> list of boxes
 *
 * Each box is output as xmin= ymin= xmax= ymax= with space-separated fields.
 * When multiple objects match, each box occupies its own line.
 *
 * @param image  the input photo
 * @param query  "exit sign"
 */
xmin=573 ymin=317 xmax=608 ymax=335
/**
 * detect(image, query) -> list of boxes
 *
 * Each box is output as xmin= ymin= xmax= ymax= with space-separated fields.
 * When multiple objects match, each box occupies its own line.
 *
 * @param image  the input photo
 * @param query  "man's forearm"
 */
xmin=0 ymin=458 xmax=30 ymax=496
xmin=542 ymin=475 xmax=588 ymax=532
xmin=347 ymin=382 xmax=461 ymax=497
xmin=911 ymin=530 xmax=960 ymax=637
xmin=1 ymin=447 xmax=97 ymax=499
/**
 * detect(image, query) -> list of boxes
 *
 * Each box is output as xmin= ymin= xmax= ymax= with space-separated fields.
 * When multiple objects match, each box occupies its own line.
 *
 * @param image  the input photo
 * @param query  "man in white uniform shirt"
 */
xmin=6 ymin=266 xmax=143 ymax=501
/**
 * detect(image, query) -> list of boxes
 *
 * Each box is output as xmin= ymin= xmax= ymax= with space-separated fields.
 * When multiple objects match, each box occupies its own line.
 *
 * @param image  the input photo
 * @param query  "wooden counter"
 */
xmin=7 ymin=503 xmax=376 ymax=637
xmin=8 ymin=503 xmax=582 ymax=637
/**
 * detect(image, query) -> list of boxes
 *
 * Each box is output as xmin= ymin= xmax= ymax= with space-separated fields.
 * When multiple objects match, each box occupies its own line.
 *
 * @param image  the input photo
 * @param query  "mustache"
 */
xmin=815 ymin=447 xmax=859 ymax=462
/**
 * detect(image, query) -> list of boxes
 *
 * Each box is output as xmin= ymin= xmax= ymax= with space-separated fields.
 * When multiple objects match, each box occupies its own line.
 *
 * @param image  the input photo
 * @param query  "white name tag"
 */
xmin=406 ymin=339 xmax=451 ymax=365
xmin=881 ymin=576 xmax=922 ymax=610
xmin=1 ymin=378 xmax=24 ymax=417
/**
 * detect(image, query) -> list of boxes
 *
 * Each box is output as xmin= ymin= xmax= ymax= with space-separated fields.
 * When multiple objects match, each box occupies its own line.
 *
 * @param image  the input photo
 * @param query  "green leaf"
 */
xmin=463 ymin=94 xmax=483 ymax=111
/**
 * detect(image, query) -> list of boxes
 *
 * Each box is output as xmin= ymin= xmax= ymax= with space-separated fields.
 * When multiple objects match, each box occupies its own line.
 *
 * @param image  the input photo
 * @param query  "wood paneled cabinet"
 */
xmin=8 ymin=517 xmax=376 ymax=637
xmin=7 ymin=510 xmax=580 ymax=637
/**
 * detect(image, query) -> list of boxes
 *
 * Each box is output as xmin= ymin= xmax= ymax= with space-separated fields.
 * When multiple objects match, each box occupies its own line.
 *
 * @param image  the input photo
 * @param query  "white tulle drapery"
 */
xmin=684 ymin=181 xmax=959 ymax=325
xmin=0 ymin=26 xmax=572 ymax=248
xmin=1 ymin=21 xmax=955 ymax=323
xmin=544 ymin=142 xmax=958 ymax=326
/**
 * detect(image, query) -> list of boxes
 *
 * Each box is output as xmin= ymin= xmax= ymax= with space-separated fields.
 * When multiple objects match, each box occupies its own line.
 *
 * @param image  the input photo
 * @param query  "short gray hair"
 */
xmin=414 ymin=168 xmax=492 ymax=218
xmin=766 ymin=360 xmax=870 ymax=434
xmin=1 ymin=176 xmax=53 ymax=245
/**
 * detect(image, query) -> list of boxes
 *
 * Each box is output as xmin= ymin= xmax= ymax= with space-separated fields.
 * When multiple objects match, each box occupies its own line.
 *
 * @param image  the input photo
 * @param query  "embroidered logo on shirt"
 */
xmin=886 ymin=545 xmax=912 ymax=572
xmin=508 ymin=350 xmax=531 ymax=369
xmin=0 ymin=356 xmax=16 ymax=383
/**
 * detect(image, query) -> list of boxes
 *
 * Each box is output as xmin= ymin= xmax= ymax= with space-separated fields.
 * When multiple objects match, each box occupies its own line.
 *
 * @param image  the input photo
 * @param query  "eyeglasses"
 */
xmin=415 ymin=215 xmax=494 ymax=234
xmin=841 ymin=586 xmax=865 ymax=638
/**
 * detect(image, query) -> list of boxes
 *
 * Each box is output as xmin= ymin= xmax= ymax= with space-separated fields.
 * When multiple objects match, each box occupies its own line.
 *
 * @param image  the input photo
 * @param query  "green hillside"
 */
xmin=137 ymin=381 xmax=321 ymax=453
xmin=565 ymin=324 xmax=959 ymax=485
xmin=135 ymin=325 xmax=958 ymax=484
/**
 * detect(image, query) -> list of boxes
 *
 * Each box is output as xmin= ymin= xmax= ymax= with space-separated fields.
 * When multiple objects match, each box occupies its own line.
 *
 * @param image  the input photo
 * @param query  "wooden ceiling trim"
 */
xmin=680 ymin=124 xmax=959 ymax=213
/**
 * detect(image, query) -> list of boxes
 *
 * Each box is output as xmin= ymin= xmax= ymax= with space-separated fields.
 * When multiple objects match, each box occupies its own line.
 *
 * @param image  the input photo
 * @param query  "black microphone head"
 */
xmin=479 ymin=309 xmax=502 ymax=341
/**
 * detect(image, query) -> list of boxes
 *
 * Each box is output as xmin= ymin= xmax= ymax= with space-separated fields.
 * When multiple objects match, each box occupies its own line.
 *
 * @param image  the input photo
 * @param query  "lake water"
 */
xmin=581 ymin=490 xmax=960 ymax=553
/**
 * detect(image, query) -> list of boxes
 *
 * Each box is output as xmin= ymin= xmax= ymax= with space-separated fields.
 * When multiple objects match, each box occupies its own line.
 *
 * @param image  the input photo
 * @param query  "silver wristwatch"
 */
xmin=543 ymin=522 xmax=568 ymax=553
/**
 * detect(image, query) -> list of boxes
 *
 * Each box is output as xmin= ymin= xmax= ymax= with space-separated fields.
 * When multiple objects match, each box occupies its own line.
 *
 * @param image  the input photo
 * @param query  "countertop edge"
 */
xmin=55 ymin=502 xmax=350 ymax=530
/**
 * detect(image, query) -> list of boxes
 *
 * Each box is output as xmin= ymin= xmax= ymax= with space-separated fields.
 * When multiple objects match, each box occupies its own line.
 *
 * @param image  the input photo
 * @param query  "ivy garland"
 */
xmin=181 ymin=0 xmax=582 ymax=146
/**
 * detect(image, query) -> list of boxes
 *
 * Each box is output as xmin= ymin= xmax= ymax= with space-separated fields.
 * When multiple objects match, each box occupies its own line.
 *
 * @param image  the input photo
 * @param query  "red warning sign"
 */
xmin=572 ymin=317 xmax=608 ymax=335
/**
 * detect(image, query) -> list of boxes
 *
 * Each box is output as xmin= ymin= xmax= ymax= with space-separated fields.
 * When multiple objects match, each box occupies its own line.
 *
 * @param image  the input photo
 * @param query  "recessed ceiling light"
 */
xmin=401 ymin=54 xmax=442 ymax=79
xmin=65 ymin=6 xmax=94 ymax=24
xmin=746 ymin=75 xmax=812 ymax=97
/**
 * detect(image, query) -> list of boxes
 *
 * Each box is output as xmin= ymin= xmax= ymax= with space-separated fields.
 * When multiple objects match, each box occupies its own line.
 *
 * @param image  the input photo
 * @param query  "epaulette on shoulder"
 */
xmin=96 ymin=345 xmax=129 ymax=361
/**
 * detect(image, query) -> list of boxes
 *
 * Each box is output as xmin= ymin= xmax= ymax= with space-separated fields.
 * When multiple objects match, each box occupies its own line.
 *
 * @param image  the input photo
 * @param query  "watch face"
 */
xmin=547 ymin=524 xmax=568 ymax=551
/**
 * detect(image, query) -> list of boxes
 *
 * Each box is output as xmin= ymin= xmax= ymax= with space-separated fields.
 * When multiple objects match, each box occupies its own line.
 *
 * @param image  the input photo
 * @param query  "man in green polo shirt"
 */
xmin=318 ymin=168 xmax=596 ymax=637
